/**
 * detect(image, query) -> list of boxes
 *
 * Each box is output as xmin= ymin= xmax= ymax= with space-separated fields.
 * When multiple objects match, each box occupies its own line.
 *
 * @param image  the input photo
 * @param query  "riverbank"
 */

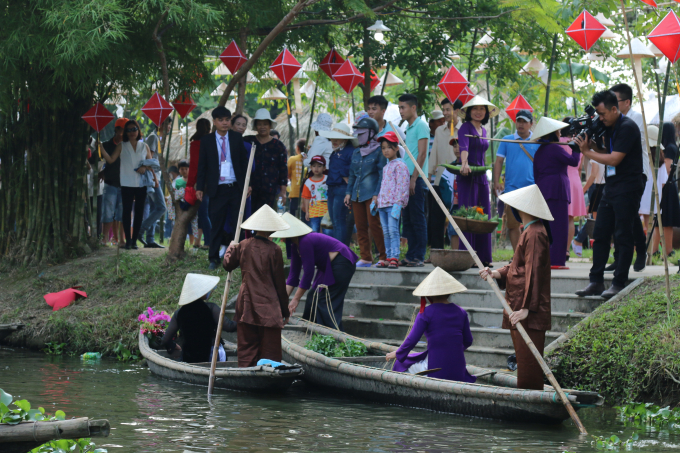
xmin=0 ymin=247 xmax=240 ymax=355
xmin=549 ymin=275 xmax=680 ymax=406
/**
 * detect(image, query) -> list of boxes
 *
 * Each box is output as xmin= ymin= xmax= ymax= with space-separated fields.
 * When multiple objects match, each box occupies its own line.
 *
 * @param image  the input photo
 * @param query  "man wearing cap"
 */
xmin=140 ymin=119 xmax=169 ymax=248
xmin=493 ymin=109 xmax=540 ymax=252
xmin=100 ymin=117 xmax=127 ymax=246
xmin=196 ymin=106 xmax=251 ymax=270
xmin=304 ymin=112 xmax=334 ymax=167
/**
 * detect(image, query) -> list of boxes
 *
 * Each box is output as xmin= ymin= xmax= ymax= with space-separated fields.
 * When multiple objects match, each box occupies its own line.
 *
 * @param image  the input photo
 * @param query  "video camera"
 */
xmin=568 ymin=105 xmax=607 ymax=147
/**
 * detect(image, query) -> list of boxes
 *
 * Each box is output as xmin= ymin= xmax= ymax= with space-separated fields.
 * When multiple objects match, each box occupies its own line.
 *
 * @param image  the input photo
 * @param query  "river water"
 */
xmin=2 ymin=347 xmax=679 ymax=452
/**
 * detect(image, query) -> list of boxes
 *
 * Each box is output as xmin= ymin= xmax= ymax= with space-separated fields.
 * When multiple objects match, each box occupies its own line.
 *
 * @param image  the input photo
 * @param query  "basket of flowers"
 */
xmin=138 ymin=307 xmax=172 ymax=349
xmin=450 ymin=206 xmax=499 ymax=234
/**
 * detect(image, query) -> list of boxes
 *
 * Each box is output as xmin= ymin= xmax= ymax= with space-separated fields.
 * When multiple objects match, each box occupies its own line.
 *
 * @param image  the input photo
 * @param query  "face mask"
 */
xmin=354 ymin=128 xmax=370 ymax=146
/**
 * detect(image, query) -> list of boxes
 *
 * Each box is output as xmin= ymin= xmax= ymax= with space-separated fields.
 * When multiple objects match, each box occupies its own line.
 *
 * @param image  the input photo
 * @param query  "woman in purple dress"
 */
xmin=386 ymin=267 xmax=476 ymax=383
xmin=456 ymin=96 xmax=500 ymax=266
xmin=532 ymin=117 xmax=580 ymax=269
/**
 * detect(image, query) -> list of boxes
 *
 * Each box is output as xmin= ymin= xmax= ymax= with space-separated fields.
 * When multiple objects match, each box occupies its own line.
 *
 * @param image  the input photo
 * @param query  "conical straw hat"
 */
xmin=240 ymin=204 xmax=290 ymax=232
xmin=498 ymin=184 xmax=554 ymax=221
xmin=458 ymin=95 xmax=500 ymax=119
xmin=179 ymin=273 xmax=220 ymax=306
xmin=532 ymin=117 xmax=569 ymax=140
xmin=412 ymin=267 xmax=468 ymax=297
xmin=269 ymin=212 xmax=313 ymax=239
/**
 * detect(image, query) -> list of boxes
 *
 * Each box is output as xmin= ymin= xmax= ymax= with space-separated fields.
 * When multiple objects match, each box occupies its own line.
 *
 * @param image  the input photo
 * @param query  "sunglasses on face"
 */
xmin=125 ymin=127 xmax=139 ymax=132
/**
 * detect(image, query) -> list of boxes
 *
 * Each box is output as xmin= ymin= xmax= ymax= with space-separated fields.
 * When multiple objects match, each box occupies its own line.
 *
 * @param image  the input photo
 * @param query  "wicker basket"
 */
xmin=451 ymin=216 xmax=498 ymax=234
xmin=429 ymin=249 xmax=475 ymax=272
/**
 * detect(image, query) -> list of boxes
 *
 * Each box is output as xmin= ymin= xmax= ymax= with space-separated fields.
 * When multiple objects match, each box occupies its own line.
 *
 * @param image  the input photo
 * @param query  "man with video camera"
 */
xmin=574 ymin=90 xmax=644 ymax=299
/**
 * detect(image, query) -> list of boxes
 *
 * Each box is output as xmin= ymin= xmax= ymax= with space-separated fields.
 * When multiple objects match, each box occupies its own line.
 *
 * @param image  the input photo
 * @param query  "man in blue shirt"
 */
xmin=367 ymin=95 xmax=394 ymax=138
xmin=492 ymin=109 xmax=539 ymax=250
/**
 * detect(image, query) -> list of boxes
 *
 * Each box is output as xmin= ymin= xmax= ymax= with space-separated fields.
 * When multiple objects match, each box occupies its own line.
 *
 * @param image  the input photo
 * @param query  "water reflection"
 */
xmin=1 ymin=347 xmax=679 ymax=452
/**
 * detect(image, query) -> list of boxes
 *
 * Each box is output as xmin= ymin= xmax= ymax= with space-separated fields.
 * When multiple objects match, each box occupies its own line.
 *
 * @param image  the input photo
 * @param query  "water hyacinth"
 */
xmin=138 ymin=307 xmax=171 ymax=337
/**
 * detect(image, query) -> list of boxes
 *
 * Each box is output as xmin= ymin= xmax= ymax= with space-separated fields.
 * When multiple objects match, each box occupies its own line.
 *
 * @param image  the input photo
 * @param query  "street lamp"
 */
xmin=367 ymin=20 xmax=390 ymax=42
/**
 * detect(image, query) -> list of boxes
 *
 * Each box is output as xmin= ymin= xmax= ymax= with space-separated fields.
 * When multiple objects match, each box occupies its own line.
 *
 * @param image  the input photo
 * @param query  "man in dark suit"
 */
xmin=196 ymin=106 xmax=250 ymax=269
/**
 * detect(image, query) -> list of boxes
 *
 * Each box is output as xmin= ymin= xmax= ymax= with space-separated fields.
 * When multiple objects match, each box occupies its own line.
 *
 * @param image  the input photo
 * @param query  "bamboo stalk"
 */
xmin=388 ymin=120 xmax=588 ymax=435
xmin=208 ymin=142 xmax=257 ymax=397
xmin=618 ymin=0 xmax=671 ymax=304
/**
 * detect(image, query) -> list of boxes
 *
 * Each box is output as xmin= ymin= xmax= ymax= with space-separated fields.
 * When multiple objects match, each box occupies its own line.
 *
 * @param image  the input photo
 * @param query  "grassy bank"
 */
xmin=0 ymin=247 xmax=241 ymax=356
xmin=548 ymin=276 xmax=680 ymax=405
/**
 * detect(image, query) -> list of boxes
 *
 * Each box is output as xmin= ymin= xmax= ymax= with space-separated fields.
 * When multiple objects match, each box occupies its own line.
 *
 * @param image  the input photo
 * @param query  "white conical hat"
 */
xmin=458 ymin=95 xmax=500 ymax=119
xmin=498 ymin=184 xmax=554 ymax=221
xmin=240 ymin=204 xmax=290 ymax=232
xmin=532 ymin=117 xmax=569 ymax=140
xmin=413 ymin=267 xmax=467 ymax=297
xmin=178 ymin=273 xmax=220 ymax=306
xmin=269 ymin=212 xmax=313 ymax=239
xmin=647 ymin=125 xmax=659 ymax=147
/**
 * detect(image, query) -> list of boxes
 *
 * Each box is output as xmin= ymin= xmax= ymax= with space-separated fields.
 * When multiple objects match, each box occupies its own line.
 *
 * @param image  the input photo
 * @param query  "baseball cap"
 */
xmin=114 ymin=118 xmax=129 ymax=129
xmin=377 ymin=131 xmax=400 ymax=144
xmin=515 ymin=110 xmax=533 ymax=123
xmin=310 ymin=155 xmax=326 ymax=166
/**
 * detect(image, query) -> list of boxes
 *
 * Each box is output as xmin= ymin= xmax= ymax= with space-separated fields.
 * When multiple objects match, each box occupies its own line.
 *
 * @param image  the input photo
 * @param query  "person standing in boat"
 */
xmin=223 ymin=205 xmax=291 ymax=367
xmin=479 ymin=184 xmax=552 ymax=390
xmin=272 ymin=213 xmax=358 ymax=331
xmin=385 ymin=267 xmax=476 ymax=383
xmin=160 ymin=273 xmax=237 ymax=364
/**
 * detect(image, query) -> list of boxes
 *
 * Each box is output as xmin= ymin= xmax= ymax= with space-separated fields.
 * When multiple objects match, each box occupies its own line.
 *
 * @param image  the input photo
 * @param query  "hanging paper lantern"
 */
xmin=362 ymin=70 xmax=381 ymax=91
xmin=269 ymin=48 xmax=302 ymax=86
xmin=142 ymin=93 xmax=174 ymax=127
xmin=565 ymin=10 xmax=606 ymax=52
xmin=648 ymin=11 xmax=680 ymax=64
xmin=639 ymin=0 xmax=657 ymax=6
xmin=456 ymin=85 xmax=475 ymax=106
xmin=505 ymin=94 xmax=534 ymax=122
xmin=437 ymin=65 xmax=468 ymax=102
xmin=82 ymin=102 xmax=114 ymax=132
xmin=319 ymin=48 xmax=345 ymax=80
xmin=333 ymin=59 xmax=363 ymax=94
xmin=172 ymin=92 xmax=197 ymax=119
xmin=219 ymin=40 xmax=247 ymax=74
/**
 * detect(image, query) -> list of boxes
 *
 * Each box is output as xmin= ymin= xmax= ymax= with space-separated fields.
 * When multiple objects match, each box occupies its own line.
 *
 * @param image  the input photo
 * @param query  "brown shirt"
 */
xmin=223 ymin=236 xmax=290 ymax=328
xmin=497 ymin=221 xmax=551 ymax=331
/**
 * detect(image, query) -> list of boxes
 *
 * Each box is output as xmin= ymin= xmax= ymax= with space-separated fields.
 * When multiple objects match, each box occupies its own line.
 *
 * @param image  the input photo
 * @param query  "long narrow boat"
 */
xmin=139 ymin=331 xmax=303 ymax=392
xmin=281 ymin=317 xmax=603 ymax=424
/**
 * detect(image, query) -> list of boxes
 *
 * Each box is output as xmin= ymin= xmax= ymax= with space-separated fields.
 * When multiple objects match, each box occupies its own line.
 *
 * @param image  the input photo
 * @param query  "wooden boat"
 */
xmin=0 ymin=417 xmax=109 ymax=453
xmin=281 ymin=318 xmax=604 ymax=424
xmin=139 ymin=331 xmax=303 ymax=392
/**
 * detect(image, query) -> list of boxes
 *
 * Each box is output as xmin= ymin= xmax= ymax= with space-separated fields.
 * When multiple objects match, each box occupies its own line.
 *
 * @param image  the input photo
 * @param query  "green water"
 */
xmin=2 ymin=347 xmax=679 ymax=452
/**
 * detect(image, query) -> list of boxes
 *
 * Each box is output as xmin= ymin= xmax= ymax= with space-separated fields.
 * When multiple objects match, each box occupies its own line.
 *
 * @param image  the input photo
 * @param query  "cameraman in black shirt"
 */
xmin=574 ymin=90 xmax=644 ymax=299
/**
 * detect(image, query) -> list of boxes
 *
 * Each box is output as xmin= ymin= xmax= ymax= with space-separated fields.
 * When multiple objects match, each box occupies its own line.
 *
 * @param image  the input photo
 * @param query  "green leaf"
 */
xmin=14 ymin=399 xmax=30 ymax=412
xmin=54 ymin=410 xmax=66 ymax=420
xmin=27 ymin=409 xmax=45 ymax=421
xmin=0 ymin=389 xmax=12 ymax=406
xmin=0 ymin=402 xmax=9 ymax=416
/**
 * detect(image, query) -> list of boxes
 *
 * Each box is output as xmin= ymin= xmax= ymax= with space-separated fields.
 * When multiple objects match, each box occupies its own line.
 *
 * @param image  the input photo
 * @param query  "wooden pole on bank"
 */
xmin=207 ymin=142 xmax=257 ymax=397
xmin=387 ymin=121 xmax=588 ymax=435
xmin=618 ymin=0 xmax=671 ymax=303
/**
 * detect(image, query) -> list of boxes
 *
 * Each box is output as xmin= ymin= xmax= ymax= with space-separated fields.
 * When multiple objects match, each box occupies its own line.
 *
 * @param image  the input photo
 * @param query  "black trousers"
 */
xmin=208 ymin=184 xmax=242 ymax=263
xmin=121 ymin=186 xmax=147 ymax=245
xmin=302 ymin=255 xmax=355 ymax=331
xmin=427 ymin=186 xmax=447 ymax=249
xmin=251 ymin=190 xmax=277 ymax=214
xmin=590 ymin=189 xmax=643 ymax=288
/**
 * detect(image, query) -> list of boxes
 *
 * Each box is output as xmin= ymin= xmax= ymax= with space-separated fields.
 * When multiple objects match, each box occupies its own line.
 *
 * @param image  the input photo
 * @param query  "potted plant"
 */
xmin=138 ymin=307 xmax=172 ymax=349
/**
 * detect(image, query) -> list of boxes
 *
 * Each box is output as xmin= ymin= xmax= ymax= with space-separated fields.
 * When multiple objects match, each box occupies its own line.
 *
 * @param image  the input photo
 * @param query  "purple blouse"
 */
xmin=457 ymin=121 xmax=488 ymax=166
xmin=533 ymin=142 xmax=580 ymax=202
xmin=287 ymin=233 xmax=358 ymax=290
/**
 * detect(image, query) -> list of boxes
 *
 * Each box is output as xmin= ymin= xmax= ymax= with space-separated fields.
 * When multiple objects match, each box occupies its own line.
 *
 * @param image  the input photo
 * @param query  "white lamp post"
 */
xmin=367 ymin=20 xmax=390 ymax=42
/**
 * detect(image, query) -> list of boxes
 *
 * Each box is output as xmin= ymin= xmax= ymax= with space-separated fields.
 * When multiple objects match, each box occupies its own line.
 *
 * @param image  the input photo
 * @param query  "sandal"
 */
xmin=406 ymin=260 xmax=424 ymax=267
xmin=375 ymin=260 xmax=390 ymax=268
xmin=388 ymin=258 xmax=399 ymax=269
xmin=398 ymin=259 xmax=412 ymax=266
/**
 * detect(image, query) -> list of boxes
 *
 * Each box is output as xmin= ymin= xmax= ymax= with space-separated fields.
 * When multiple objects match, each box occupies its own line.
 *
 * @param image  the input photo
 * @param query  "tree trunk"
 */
xmin=543 ymin=34 xmax=559 ymax=117
xmin=166 ymin=202 xmax=200 ymax=262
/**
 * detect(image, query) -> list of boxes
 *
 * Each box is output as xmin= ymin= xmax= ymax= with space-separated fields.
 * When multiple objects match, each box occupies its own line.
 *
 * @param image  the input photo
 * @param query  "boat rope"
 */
xmin=32 ymin=420 xmax=38 ymax=442
xmin=306 ymin=285 xmax=341 ymax=340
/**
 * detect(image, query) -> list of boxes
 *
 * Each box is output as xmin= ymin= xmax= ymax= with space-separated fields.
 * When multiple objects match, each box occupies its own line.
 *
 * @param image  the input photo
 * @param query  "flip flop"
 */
xmin=398 ymin=259 xmax=412 ymax=266
xmin=356 ymin=261 xmax=373 ymax=268
xmin=406 ymin=260 xmax=424 ymax=267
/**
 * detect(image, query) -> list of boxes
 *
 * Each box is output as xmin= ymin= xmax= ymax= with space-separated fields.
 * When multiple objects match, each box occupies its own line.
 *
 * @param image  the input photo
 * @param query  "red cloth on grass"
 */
xmin=44 ymin=288 xmax=87 ymax=311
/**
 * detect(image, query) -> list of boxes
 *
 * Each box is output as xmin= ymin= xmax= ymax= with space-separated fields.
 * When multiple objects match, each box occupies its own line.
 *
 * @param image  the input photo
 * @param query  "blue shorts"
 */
xmin=102 ymin=183 xmax=123 ymax=223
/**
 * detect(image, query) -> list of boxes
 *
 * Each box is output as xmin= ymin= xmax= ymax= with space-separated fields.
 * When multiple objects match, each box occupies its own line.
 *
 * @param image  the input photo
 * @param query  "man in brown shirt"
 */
xmin=479 ymin=184 xmax=552 ymax=390
xmin=223 ymin=205 xmax=291 ymax=367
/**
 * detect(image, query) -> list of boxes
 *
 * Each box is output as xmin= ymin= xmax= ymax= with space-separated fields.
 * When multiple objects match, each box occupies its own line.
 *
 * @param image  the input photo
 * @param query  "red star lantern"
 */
xmin=333 ymin=59 xmax=363 ymax=94
xmin=172 ymin=92 xmax=197 ymax=119
xmin=456 ymin=85 xmax=475 ymax=106
xmin=362 ymin=70 xmax=381 ymax=92
xmin=269 ymin=48 xmax=302 ymax=85
xmin=82 ymin=102 xmax=114 ymax=132
xmin=142 ymin=93 xmax=174 ymax=127
xmin=640 ymin=0 xmax=657 ymax=6
xmin=437 ymin=65 xmax=468 ymax=103
xmin=565 ymin=10 xmax=606 ymax=52
xmin=505 ymin=94 xmax=534 ymax=122
xmin=219 ymin=40 xmax=247 ymax=74
xmin=648 ymin=11 xmax=680 ymax=63
xmin=320 ymin=48 xmax=345 ymax=80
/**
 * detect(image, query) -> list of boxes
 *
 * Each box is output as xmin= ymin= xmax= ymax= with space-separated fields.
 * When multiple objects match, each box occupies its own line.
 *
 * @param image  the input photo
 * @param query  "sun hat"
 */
xmin=458 ymin=95 xmax=500 ymax=119
xmin=430 ymin=110 xmax=445 ymax=121
xmin=270 ymin=212 xmax=313 ymax=239
xmin=498 ymin=184 xmax=554 ymax=221
xmin=251 ymin=108 xmax=277 ymax=129
xmin=114 ymin=118 xmax=129 ymax=129
xmin=413 ymin=267 xmax=467 ymax=297
xmin=240 ymin=204 xmax=291 ymax=232
xmin=531 ymin=117 xmax=569 ymax=141
xmin=647 ymin=125 xmax=659 ymax=147
xmin=311 ymin=113 xmax=333 ymax=132
xmin=179 ymin=273 xmax=220 ymax=306
xmin=319 ymin=123 xmax=360 ymax=146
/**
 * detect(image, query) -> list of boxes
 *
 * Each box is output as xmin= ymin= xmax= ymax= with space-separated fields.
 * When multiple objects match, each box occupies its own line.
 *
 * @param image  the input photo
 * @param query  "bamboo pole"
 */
xmin=208 ymin=141 xmax=257 ymax=397
xmin=388 ymin=120 xmax=588 ymax=435
xmin=618 ymin=0 xmax=671 ymax=303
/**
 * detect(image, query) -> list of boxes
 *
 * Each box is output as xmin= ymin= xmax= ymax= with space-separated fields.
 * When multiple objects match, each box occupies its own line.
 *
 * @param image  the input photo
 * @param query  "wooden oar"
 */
xmin=207 ymin=142 xmax=257 ymax=397
xmin=463 ymin=135 xmax=565 ymax=145
xmin=388 ymin=121 xmax=588 ymax=435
